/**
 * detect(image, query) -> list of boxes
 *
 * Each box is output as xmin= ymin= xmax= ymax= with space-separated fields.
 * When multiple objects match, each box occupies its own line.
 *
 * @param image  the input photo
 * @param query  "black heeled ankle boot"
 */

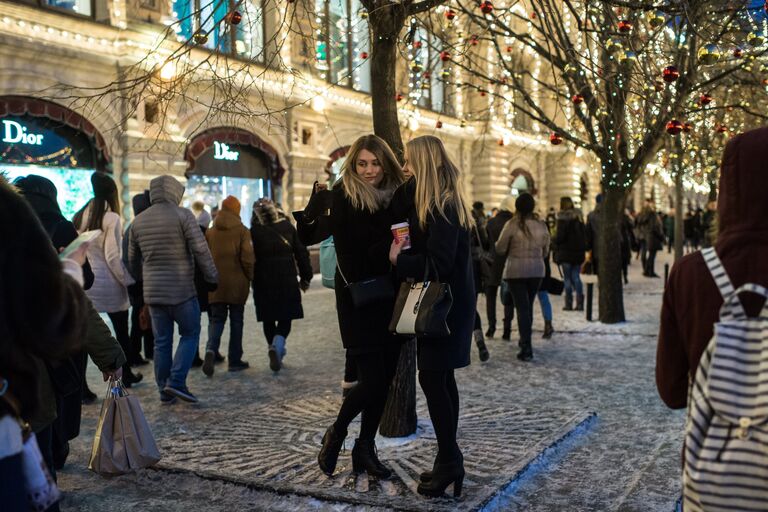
xmin=420 ymin=452 xmax=463 ymax=483
xmin=352 ymin=439 xmax=391 ymax=479
xmin=417 ymin=455 xmax=465 ymax=498
xmin=318 ymin=425 xmax=347 ymax=476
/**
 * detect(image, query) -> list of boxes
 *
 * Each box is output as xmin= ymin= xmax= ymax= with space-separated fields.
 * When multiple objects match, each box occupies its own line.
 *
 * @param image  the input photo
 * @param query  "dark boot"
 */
xmin=474 ymin=329 xmax=490 ymax=362
xmin=192 ymin=350 xmax=204 ymax=368
xmin=417 ymin=454 xmax=465 ymax=498
xmin=501 ymin=318 xmax=512 ymax=341
xmin=352 ymin=439 xmax=391 ymax=479
xmin=517 ymin=341 xmax=533 ymax=362
xmin=123 ymin=367 xmax=143 ymax=388
xmin=485 ymin=324 xmax=495 ymax=339
xmin=575 ymin=294 xmax=584 ymax=311
xmin=318 ymin=425 xmax=347 ymax=476
xmin=542 ymin=321 xmax=554 ymax=339
xmin=563 ymin=292 xmax=573 ymax=311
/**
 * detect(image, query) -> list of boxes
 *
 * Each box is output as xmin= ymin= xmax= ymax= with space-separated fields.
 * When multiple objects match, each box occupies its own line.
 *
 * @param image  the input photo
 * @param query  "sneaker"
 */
xmin=228 ymin=360 xmax=250 ymax=372
xmin=160 ymin=391 xmax=177 ymax=405
xmin=163 ymin=385 xmax=198 ymax=403
xmin=202 ymin=350 xmax=215 ymax=377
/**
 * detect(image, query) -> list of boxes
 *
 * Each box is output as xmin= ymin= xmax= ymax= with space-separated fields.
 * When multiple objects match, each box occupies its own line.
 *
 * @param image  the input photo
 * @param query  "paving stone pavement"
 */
xmin=58 ymin=252 xmax=685 ymax=511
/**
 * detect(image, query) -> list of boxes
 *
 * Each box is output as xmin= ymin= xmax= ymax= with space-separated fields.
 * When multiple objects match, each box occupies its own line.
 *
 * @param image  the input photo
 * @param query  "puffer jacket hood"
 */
xmin=213 ymin=209 xmax=241 ymax=230
xmin=149 ymin=175 xmax=184 ymax=205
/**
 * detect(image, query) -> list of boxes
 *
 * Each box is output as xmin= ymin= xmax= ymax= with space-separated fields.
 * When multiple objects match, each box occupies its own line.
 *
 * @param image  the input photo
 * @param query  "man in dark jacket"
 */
xmin=635 ymin=201 xmax=664 ymax=277
xmin=127 ymin=175 xmax=218 ymax=404
xmin=123 ymin=191 xmax=153 ymax=364
xmin=484 ymin=196 xmax=515 ymax=340
xmin=657 ymin=126 xmax=768 ymax=410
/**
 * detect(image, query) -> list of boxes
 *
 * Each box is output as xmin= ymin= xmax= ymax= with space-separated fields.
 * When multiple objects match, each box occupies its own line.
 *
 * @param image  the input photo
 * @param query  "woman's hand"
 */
xmin=389 ymin=238 xmax=404 ymax=266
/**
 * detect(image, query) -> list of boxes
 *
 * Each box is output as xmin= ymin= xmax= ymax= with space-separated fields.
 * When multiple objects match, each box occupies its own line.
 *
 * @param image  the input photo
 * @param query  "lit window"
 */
xmin=44 ymin=0 xmax=92 ymax=16
xmin=409 ymin=28 xmax=453 ymax=115
xmin=314 ymin=0 xmax=371 ymax=92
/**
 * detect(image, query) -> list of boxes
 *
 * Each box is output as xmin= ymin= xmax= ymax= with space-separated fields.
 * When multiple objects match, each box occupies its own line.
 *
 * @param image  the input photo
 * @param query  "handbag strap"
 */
xmin=265 ymin=224 xmax=293 ymax=251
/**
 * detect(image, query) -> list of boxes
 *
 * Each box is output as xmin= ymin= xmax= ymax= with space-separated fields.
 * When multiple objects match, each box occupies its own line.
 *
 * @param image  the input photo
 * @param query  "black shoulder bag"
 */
xmin=337 ymin=261 xmax=395 ymax=308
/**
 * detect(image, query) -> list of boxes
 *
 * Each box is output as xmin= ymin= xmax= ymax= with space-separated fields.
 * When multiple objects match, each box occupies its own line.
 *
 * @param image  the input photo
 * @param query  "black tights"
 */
xmin=262 ymin=319 xmax=292 ymax=345
xmin=107 ymin=310 xmax=132 ymax=376
xmin=419 ymin=369 xmax=460 ymax=462
xmin=333 ymin=347 xmax=401 ymax=440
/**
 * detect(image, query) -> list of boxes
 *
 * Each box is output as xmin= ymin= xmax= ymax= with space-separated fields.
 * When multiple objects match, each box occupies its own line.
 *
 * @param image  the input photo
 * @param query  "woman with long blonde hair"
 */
xmin=297 ymin=134 xmax=405 ymax=479
xmin=389 ymin=135 xmax=474 ymax=498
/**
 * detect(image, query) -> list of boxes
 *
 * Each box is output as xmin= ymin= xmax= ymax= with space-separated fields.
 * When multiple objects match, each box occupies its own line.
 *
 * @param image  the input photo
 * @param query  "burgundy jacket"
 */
xmin=656 ymin=127 xmax=768 ymax=409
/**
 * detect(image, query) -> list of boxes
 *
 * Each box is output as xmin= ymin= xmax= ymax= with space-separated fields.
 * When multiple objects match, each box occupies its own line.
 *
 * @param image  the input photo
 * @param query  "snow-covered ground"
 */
xmin=57 ymin=251 xmax=684 ymax=511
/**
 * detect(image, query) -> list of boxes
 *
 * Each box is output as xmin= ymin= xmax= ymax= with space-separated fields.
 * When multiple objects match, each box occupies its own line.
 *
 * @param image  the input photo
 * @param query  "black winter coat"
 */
xmin=392 ymin=181 xmax=474 ymax=371
xmin=554 ymin=208 xmax=586 ymax=265
xmin=485 ymin=210 xmax=514 ymax=287
xmin=251 ymin=219 xmax=312 ymax=322
xmin=297 ymin=186 xmax=399 ymax=354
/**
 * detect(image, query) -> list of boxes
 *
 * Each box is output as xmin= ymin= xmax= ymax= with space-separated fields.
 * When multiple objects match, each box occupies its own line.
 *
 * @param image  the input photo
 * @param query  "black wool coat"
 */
xmin=297 ymin=186 xmax=399 ymax=355
xmin=485 ymin=210 xmax=514 ymax=287
xmin=251 ymin=219 xmax=313 ymax=322
xmin=554 ymin=208 xmax=586 ymax=265
xmin=391 ymin=181 xmax=474 ymax=371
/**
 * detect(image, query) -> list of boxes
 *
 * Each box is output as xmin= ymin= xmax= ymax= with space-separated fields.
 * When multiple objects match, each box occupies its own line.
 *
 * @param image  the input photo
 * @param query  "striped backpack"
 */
xmin=684 ymin=247 xmax=768 ymax=511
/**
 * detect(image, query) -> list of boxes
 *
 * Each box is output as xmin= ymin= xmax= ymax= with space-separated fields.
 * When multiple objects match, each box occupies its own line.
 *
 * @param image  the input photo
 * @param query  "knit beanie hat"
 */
xmin=91 ymin=172 xmax=117 ymax=199
xmin=515 ymin=193 xmax=535 ymax=215
xmin=221 ymin=195 xmax=241 ymax=215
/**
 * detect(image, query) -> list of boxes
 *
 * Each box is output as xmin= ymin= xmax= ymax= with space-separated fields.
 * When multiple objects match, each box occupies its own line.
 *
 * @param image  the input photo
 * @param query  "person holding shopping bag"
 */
xmin=389 ymin=135 xmax=474 ymax=498
xmin=296 ymin=134 xmax=405 ymax=479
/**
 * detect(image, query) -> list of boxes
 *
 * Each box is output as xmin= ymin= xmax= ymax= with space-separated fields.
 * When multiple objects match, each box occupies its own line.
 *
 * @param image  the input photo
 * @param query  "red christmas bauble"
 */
xmin=498 ymin=139 xmax=505 ymax=146
xmin=423 ymin=71 xmax=431 ymax=79
xmin=414 ymin=41 xmax=423 ymax=49
xmin=445 ymin=9 xmax=456 ymax=20
xmin=733 ymin=47 xmax=744 ymax=58
xmin=360 ymin=52 xmax=368 ymax=59
xmin=699 ymin=93 xmax=713 ymax=105
xmin=618 ymin=20 xmax=633 ymax=33
xmin=480 ymin=1 xmax=494 ymax=14
xmin=396 ymin=93 xmax=404 ymax=101
xmin=506 ymin=45 xmax=513 ymax=53
xmin=549 ymin=133 xmax=563 ymax=145
xmin=439 ymin=51 xmax=451 ymax=62
xmin=571 ymin=94 xmax=584 ymax=104
xmin=470 ymin=35 xmax=480 ymax=46
xmin=479 ymin=90 xmax=487 ymax=97
xmin=666 ymin=120 xmax=683 ymax=135
xmin=662 ymin=66 xmax=680 ymax=83
xmin=436 ymin=121 xmax=443 ymax=129
xmin=716 ymin=124 xmax=728 ymax=134
xmin=228 ymin=11 xmax=242 ymax=25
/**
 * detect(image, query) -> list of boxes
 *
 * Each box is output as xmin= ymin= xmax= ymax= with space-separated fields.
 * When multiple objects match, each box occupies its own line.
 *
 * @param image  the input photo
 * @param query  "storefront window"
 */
xmin=314 ymin=0 xmax=371 ymax=92
xmin=184 ymin=175 xmax=270 ymax=227
xmin=173 ymin=0 xmax=265 ymax=60
xmin=410 ymin=29 xmax=452 ymax=115
xmin=43 ymin=0 xmax=92 ymax=16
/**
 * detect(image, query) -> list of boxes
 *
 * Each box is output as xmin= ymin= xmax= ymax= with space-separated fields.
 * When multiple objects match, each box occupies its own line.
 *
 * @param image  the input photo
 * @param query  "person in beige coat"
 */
xmin=495 ymin=193 xmax=550 ymax=361
xmin=202 ymin=196 xmax=255 ymax=375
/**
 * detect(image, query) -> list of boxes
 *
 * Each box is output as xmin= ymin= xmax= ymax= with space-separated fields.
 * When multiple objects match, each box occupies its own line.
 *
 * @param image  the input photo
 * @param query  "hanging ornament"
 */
xmin=699 ymin=93 xmax=713 ymax=106
xmin=747 ymin=31 xmax=765 ymax=47
xmin=698 ymin=44 xmax=721 ymax=65
xmin=422 ymin=81 xmax=431 ymax=90
xmin=360 ymin=51 xmax=368 ymax=59
xmin=683 ymin=122 xmax=694 ymax=133
xmin=193 ymin=32 xmax=208 ymax=45
xmin=359 ymin=9 xmax=368 ymax=19
xmin=497 ymin=139 xmax=505 ymax=146
xmin=606 ymin=38 xmax=623 ymax=54
xmin=733 ymin=47 xmax=744 ymax=59
xmin=410 ymin=60 xmax=423 ymax=72
xmin=647 ymin=10 xmax=665 ymax=28
xmin=423 ymin=71 xmax=431 ymax=79
xmin=460 ymin=120 xmax=467 ymax=128
xmin=436 ymin=121 xmax=443 ymax=129
xmin=666 ymin=120 xmax=683 ymax=135
xmin=227 ymin=11 xmax=242 ymax=25
xmin=596 ymin=109 xmax=608 ymax=119
xmin=563 ymin=64 xmax=578 ymax=77
xmin=716 ymin=124 xmax=728 ymax=134
xmin=479 ymin=0 xmax=494 ymax=14
xmin=439 ymin=51 xmax=451 ymax=62
xmin=662 ymin=65 xmax=680 ymax=82
xmin=396 ymin=93 xmax=404 ymax=101
xmin=441 ymin=68 xmax=451 ymax=79
xmin=479 ymin=90 xmax=487 ymax=97
xmin=617 ymin=20 xmax=633 ymax=33
xmin=506 ymin=45 xmax=513 ymax=53
xmin=571 ymin=94 xmax=584 ymax=104
xmin=620 ymin=50 xmax=637 ymax=65
xmin=470 ymin=35 xmax=480 ymax=46
xmin=549 ymin=133 xmax=563 ymax=145
xmin=445 ymin=9 xmax=456 ymax=20
xmin=413 ymin=41 xmax=423 ymax=49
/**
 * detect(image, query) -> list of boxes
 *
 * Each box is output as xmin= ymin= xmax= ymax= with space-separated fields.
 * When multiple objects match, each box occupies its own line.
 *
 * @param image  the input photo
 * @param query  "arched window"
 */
xmin=173 ymin=0 xmax=265 ymax=60
xmin=314 ymin=0 xmax=371 ymax=92
xmin=409 ymin=28 xmax=452 ymax=115
xmin=510 ymin=168 xmax=535 ymax=196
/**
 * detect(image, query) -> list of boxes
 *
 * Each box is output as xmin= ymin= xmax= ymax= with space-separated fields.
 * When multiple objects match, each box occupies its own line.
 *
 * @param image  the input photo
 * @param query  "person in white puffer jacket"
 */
xmin=74 ymin=172 xmax=142 ymax=387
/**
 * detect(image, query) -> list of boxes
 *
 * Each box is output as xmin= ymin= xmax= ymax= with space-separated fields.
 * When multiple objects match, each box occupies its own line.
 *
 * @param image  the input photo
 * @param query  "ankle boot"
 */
xmin=516 ymin=342 xmax=533 ymax=362
xmin=485 ymin=323 xmax=495 ymax=339
xmin=421 ymin=452 xmax=463 ymax=483
xmin=318 ymin=425 xmax=347 ymax=476
xmin=417 ymin=454 xmax=465 ymax=498
xmin=563 ymin=292 xmax=573 ymax=311
xmin=575 ymin=294 xmax=585 ymax=311
xmin=123 ymin=367 xmax=143 ymax=388
xmin=501 ymin=318 xmax=512 ymax=341
xmin=352 ymin=439 xmax=391 ymax=479
xmin=474 ymin=329 xmax=490 ymax=362
xmin=542 ymin=320 xmax=554 ymax=339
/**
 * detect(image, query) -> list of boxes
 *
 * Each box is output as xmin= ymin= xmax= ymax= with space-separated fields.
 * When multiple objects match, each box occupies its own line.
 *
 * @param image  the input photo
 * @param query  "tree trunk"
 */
xmin=379 ymin=338 xmax=417 ymax=437
xmin=597 ymin=187 xmax=626 ymax=323
xmin=368 ymin=12 xmax=405 ymax=161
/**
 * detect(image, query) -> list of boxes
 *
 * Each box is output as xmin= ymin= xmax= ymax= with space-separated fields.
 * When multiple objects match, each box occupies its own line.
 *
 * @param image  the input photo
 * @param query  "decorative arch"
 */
xmin=510 ymin=167 xmax=536 ymax=195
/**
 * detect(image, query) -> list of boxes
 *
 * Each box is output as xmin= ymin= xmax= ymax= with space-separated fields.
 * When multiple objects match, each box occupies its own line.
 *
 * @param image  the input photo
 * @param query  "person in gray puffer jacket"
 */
xmin=127 ymin=175 xmax=218 ymax=404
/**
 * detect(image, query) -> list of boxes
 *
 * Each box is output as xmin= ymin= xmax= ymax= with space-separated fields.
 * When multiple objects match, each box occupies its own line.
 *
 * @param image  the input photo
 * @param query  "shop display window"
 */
xmin=184 ymin=174 xmax=271 ymax=228
xmin=2 ymin=164 xmax=95 ymax=220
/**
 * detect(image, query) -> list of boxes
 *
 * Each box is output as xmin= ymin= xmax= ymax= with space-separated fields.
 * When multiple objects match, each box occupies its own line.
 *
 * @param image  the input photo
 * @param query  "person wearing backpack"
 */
xmin=554 ymin=197 xmax=586 ymax=311
xmin=656 ymin=127 xmax=768 ymax=509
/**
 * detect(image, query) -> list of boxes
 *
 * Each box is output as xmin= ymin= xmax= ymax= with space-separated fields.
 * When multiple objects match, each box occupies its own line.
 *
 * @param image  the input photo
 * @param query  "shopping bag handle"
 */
xmin=103 ymin=377 xmax=128 ymax=398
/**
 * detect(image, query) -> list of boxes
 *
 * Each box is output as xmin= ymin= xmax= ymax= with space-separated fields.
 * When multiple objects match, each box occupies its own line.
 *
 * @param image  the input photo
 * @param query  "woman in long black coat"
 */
xmin=251 ymin=199 xmax=313 ymax=372
xmin=389 ymin=135 xmax=474 ymax=498
xmin=296 ymin=134 xmax=405 ymax=480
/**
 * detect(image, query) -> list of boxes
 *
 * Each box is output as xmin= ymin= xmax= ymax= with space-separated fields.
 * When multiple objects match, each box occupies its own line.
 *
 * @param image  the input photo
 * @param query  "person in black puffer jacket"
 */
xmin=484 ymin=197 xmax=515 ymax=340
xmin=554 ymin=197 xmax=586 ymax=311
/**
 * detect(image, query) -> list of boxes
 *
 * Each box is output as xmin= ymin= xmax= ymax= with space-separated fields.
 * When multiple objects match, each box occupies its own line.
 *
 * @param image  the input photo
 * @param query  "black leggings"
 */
xmin=107 ymin=310 xmax=132 ymax=375
xmin=419 ymin=369 xmax=460 ymax=462
xmin=344 ymin=351 xmax=357 ymax=383
xmin=130 ymin=304 xmax=154 ymax=359
xmin=334 ymin=347 xmax=401 ymax=440
xmin=262 ymin=319 xmax=292 ymax=345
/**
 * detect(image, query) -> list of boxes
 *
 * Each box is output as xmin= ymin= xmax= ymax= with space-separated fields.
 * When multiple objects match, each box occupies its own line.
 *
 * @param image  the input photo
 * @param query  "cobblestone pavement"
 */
xmin=58 ymin=252 xmax=684 ymax=511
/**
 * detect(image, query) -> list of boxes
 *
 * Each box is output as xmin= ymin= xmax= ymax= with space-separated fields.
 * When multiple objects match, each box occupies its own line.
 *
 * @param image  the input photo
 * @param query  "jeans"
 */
xmin=561 ymin=263 xmax=583 ymax=296
xmin=537 ymin=291 xmax=552 ymax=322
xmin=507 ymin=278 xmax=542 ymax=352
xmin=206 ymin=303 xmax=245 ymax=363
xmin=148 ymin=297 xmax=201 ymax=392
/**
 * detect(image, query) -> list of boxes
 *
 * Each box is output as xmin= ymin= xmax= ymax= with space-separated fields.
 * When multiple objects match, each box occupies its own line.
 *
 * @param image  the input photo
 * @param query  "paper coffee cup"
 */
xmin=391 ymin=222 xmax=411 ymax=250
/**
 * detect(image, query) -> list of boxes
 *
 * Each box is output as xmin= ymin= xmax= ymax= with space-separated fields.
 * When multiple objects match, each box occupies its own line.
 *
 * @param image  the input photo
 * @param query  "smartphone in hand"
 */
xmin=59 ymin=230 xmax=101 ymax=260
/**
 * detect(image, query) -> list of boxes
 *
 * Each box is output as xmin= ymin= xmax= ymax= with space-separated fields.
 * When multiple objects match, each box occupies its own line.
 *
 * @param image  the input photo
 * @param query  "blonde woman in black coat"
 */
xmin=296 ymin=134 xmax=405 ymax=479
xmin=389 ymin=135 xmax=474 ymax=498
